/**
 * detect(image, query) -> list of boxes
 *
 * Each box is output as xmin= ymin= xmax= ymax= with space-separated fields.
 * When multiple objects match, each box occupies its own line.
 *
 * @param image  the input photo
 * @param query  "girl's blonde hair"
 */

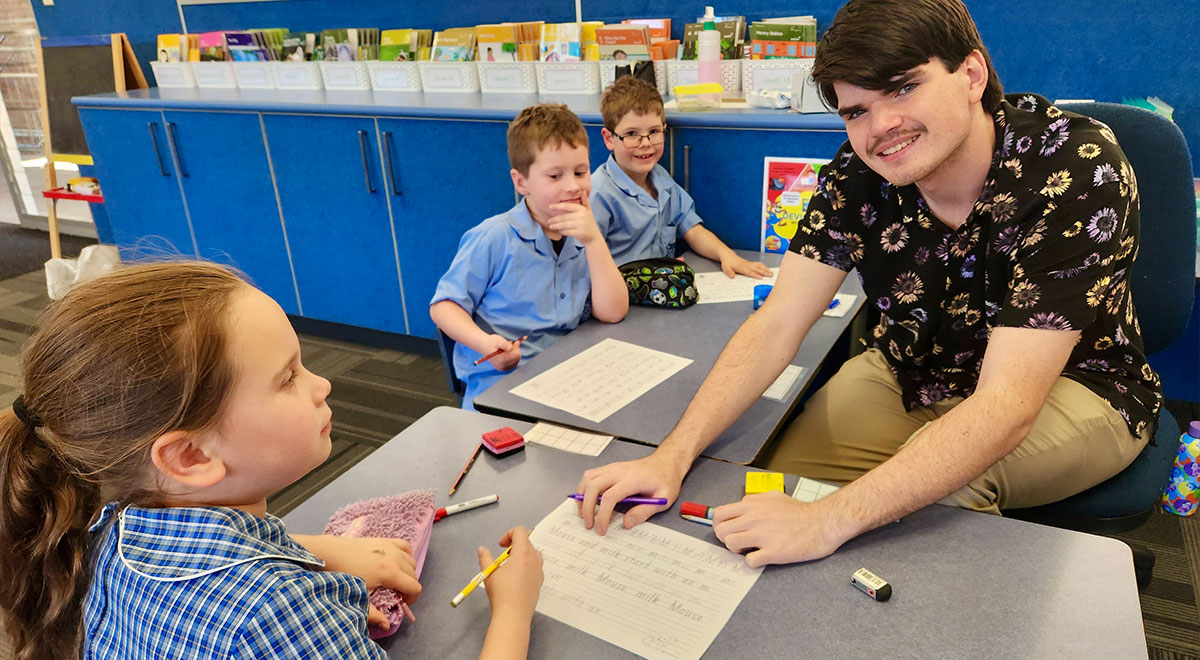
xmin=0 ymin=260 xmax=248 ymax=660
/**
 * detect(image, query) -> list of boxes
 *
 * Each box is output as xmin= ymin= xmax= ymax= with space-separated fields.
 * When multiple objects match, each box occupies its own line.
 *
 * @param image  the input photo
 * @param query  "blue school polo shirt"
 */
xmin=84 ymin=503 xmax=385 ymax=659
xmin=590 ymin=154 xmax=703 ymax=265
xmin=431 ymin=199 xmax=593 ymax=410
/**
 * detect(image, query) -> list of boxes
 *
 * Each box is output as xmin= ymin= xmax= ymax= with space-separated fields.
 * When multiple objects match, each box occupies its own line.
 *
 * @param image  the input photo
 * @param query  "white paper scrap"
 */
xmin=509 ymin=338 xmax=692 ymax=423
xmin=762 ymin=364 xmax=806 ymax=401
xmin=524 ymin=422 xmax=613 ymax=456
xmin=792 ymin=476 xmax=840 ymax=503
xmin=693 ymin=268 xmax=779 ymax=304
xmin=824 ymin=293 xmax=858 ymax=317
xmin=530 ymin=500 xmax=763 ymax=660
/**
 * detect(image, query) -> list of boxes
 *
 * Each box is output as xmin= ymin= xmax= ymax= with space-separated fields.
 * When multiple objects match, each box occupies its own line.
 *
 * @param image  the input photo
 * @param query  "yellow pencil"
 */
xmin=450 ymin=546 xmax=512 ymax=608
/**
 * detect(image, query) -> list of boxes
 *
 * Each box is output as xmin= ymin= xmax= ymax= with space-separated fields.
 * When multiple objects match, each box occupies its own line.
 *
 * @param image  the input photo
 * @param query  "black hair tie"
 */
xmin=12 ymin=395 xmax=43 ymax=429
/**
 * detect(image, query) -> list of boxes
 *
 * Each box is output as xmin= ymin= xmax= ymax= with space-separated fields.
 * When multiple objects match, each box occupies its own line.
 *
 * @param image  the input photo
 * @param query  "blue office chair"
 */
xmin=1003 ymin=102 xmax=1196 ymax=589
xmin=436 ymin=328 xmax=466 ymax=405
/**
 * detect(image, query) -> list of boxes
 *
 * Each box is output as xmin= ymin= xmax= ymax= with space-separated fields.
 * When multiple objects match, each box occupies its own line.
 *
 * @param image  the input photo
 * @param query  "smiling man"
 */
xmin=573 ymin=0 xmax=1161 ymax=567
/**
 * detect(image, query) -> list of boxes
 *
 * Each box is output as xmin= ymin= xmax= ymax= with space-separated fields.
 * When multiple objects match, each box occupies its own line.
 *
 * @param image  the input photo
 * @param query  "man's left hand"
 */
xmin=712 ymin=491 xmax=849 ymax=567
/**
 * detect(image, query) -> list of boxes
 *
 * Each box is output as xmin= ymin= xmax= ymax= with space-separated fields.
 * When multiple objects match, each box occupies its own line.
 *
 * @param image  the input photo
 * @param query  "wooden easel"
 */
xmin=35 ymin=33 xmax=147 ymax=258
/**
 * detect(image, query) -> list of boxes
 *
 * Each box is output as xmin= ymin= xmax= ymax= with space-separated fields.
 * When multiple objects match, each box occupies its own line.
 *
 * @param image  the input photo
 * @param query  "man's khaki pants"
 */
xmin=758 ymin=349 xmax=1150 ymax=514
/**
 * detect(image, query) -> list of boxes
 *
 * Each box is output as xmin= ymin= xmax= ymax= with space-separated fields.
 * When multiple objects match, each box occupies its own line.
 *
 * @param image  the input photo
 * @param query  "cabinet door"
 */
xmin=671 ymin=126 xmax=849 ymax=250
xmin=263 ymin=114 xmax=408 ymax=333
xmin=162 ymin=110 xmax=299 ymax=314
xmin=377 ymin=117 xmax=514 ymax=338
xmin=77 ymin=108 xmax=195 ymax=259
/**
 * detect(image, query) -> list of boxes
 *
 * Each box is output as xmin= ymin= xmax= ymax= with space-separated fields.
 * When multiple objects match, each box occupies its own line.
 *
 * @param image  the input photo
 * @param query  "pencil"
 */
xmin=448 ymin=443 xmax=482 ymax=495
xmin=473 ymin=335 xmax=528 ymax=365
xmin=450 ymin=546 xmax=512 ymax=607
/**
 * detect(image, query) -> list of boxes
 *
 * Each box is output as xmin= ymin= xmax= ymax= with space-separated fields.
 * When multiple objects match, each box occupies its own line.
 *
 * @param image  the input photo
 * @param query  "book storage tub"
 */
xmin=597 ymin=61 xmax=668 ymax=96
xmin=273 ymin=61 xmax=324 ymax=90
xmin=419 ymin=61 xmax=481 ymax=93
xmin=191 ymin=61 xmax=238 ymax=89
xmin=666 ymin=60 xmax=742 ymax=98
xmin=535 ymin=61 xmax=601 ymax=95
xmin=741 ymin=59 xmax=814 ymax=95
xmin=150 ymin=61 xmax=196 ymax=88
xmin=319 ymin=61 xmax=372 ymax=90
xmin=477 ymin=61 xmax=538 ymax=94
xmin=367 ymin=61 xmax=422 ymax=91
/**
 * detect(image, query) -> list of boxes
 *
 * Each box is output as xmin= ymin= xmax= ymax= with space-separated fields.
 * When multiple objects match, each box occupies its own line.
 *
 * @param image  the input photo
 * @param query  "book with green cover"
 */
xmin=681 ymin=17 xmax=745 ymax=60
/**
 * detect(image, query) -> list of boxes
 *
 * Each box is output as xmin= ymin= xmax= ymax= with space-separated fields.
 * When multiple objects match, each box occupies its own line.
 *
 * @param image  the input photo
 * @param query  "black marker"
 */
xmin=851 ymin=568 xmax=892 ymax=602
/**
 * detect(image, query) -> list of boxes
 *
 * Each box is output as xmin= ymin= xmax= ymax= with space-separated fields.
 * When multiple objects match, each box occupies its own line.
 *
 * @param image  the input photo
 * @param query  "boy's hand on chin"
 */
xmin=548 ymin=196 xmax=601 ymax=246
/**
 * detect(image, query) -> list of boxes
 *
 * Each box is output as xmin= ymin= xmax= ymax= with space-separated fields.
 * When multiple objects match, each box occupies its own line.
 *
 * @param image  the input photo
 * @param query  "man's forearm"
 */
xmin=658 ymin=305 xmax=808 ymax=467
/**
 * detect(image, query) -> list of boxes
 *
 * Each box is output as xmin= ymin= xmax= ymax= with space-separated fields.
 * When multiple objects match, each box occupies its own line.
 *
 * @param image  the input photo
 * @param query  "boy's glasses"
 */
xmin=615 ymin=128 xmax=666 ymax=146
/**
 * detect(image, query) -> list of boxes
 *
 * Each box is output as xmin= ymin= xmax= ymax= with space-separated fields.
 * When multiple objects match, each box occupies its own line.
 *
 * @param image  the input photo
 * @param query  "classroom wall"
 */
xmin=31 ymin=0 xmax=1200 ymax=174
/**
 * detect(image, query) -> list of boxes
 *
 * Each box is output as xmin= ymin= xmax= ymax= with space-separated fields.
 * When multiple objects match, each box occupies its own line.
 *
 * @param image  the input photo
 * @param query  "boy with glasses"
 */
xmin=591 ymin=77 xmax=772 ymax=278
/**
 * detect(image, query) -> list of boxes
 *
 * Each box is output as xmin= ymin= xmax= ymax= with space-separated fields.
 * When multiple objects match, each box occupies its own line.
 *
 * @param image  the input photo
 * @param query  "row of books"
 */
xmin=157 ymin=15 xmax=818 ymax=65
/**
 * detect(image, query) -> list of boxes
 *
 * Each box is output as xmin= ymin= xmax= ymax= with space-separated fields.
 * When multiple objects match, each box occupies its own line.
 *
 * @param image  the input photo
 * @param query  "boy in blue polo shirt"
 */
xmin=431 ymin=104 xmax=628 ymax=410
xmin=591 ymin=76 xmax=772 ymax=278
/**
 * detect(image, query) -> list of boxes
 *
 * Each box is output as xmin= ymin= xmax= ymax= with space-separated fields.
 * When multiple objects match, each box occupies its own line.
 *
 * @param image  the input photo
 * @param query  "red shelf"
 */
xmin=42 ymin=187 xmax=104 ymax=203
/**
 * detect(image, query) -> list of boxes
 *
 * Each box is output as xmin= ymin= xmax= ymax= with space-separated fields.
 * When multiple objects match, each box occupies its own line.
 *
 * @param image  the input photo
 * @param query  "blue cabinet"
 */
xmin=263 ymin=114 xmax=408 ymax=333
xmin=376 ymin=117 xmax=514 ymax=338
xmin=77 ymin=108 xmax=194 ymax=259
xmin=162 ymin=110 xmax=299 ymax=314
xmin=670 ymin=126 xmax=848 ymax=251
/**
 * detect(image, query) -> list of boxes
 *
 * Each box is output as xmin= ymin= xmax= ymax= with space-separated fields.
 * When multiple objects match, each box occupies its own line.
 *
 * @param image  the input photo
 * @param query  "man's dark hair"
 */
xmin=812 ymin=0 xmax=1004 ymax=113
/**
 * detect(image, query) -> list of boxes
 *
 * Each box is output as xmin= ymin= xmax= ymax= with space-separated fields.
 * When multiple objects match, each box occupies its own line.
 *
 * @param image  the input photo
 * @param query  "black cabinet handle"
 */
xmin=147 ymin=122 xmax=169 ymax=176
xmin=165 ymin=122 xmax=187 ymax=178
xmin=683 ymin=144 xmax=691 ymax=191
xmin=358 ymin=130 xmax=375 ymax=193
xmin=382 ymin=131 xmax=400 ymax=197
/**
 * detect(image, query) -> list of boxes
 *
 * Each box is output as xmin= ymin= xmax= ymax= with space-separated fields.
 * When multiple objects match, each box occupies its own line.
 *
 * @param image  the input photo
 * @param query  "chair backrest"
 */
xmin=436 ymin=328 xmax=465 ymax=403
xmin=1059 ymin=102 xmax=1196 ymax=354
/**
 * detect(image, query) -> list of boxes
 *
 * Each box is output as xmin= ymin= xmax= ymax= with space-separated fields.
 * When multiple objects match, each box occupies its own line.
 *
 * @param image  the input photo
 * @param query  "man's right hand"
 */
xmin=575 ymin=450 xmax=687 ymax=535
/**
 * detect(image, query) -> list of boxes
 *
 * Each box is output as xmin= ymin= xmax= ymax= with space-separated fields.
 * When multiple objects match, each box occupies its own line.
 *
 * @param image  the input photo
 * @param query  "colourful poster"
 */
xmin=761 ymin=157 xmax=829 ymax=253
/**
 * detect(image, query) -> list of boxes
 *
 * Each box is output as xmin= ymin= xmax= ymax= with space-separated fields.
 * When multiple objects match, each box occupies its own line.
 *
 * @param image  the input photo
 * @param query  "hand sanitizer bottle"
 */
xmin=697 ymin=6 xmax=721 ymax=88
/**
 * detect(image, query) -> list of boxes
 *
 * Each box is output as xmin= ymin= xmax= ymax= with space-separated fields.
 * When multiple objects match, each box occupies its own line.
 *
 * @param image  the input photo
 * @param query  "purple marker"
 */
xmin=568 ymin=494 xmax=669 ymax=506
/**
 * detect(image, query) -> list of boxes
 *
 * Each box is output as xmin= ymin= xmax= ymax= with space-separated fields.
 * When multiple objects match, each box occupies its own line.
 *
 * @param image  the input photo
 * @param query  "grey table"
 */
xmin=474 ymin=250 xmax=867 ymax=464
xmin=283 ymin=407 xmax=1147 ymax=660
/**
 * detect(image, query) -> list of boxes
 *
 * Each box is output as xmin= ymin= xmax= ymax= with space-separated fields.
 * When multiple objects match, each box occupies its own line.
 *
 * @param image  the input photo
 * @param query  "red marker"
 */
xmin=680 ymin=501 xmax=714 ymax=526
xmin=434 ymin=494 xmax=499 ymax=522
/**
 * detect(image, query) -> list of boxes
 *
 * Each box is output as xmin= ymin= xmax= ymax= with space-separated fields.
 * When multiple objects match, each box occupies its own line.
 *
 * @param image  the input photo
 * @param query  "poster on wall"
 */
xmin=761 ymin=157 xmax=829 ymax=254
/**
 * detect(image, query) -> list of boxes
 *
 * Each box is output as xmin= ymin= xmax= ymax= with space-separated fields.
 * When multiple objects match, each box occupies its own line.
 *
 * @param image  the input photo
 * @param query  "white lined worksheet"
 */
xmin=530 ymin=501 xmax=762 ymax=660
xmin=524 ymin=422 xmax=613 ymax=456
xmin=693 ymin=268 xmax=779 ymax=304
xmin=509 ymin=338 xmax=693 ymax=423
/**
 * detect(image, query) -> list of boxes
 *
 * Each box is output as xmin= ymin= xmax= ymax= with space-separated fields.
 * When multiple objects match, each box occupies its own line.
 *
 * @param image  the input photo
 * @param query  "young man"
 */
xmin=574 ymin=0 xmax=1160 ymax=567
xmin=591 ymin=76 xmax=771 ymax=278
xmin=431 ymin=104 xmax=628 ymax=410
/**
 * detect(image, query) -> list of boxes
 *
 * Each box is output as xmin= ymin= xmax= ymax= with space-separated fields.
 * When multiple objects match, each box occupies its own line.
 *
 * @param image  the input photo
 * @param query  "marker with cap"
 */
xmin=568 ymin=494 xmax=668 ymax=506
xmin=434 ymin=494 xmax=499 ymax=522
xmin=680 ymin=501 xmax=715 ymax=526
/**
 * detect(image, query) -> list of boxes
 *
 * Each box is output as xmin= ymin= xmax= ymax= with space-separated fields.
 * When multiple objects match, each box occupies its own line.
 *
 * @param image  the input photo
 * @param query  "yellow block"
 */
xmin=745 ymin=472 xmax=785 ymax=495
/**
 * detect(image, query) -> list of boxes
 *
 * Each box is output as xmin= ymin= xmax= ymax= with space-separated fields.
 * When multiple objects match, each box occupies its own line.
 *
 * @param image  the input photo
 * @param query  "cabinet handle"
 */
xmin=358 ymin=130 xmax=375 ymax=193
xmin=147 ymin=122 xmax=169 ymax=176
xmin=683 ymin=144 xmax=691 ymax=191
xmin=382 ymin=131 xmax=400 ymax=197
xmin=165 ymin=122 xmax=188 ymax=178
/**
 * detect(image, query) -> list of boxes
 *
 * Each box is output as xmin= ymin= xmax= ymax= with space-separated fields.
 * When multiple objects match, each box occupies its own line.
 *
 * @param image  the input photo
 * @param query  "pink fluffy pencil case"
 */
xmin=324 ymin=489 xmax=436 ymax=639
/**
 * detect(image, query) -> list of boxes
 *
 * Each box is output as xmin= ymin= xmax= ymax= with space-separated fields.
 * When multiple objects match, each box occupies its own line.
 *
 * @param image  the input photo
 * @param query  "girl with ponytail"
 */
xmin=0 ymin=260 xmax=544 ymax=660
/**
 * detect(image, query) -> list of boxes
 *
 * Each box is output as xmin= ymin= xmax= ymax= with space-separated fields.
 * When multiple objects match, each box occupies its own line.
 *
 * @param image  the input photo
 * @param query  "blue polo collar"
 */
xmin=600 ymin=154 xmax=673 ymax=208
xmin=508 ymin=199 xmax=585 ymax=259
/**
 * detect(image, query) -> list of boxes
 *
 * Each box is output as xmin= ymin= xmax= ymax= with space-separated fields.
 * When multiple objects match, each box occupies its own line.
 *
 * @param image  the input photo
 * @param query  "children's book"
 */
xmin=681 ymin=17 xmax=745 ymax=60
xmin=580 ymin=21 xmax=604 ymax=61
xmin=475 ymin=24 xmax=518 ymax=62
xmin=157 ymin=34 xmax=183 ymax=62
xmin=621 ymin=18 xmax=671 ymax=43
xmin=761 ymin=157 xmax=828 ymax=253
xmin=380 ymin=29 xmax=415 ymax=61
xmin=595 ymin=25 xmax=651 ymax=61
xmin=196 ymin=32 xmax=228 ymax=61
xmin=430 ymin=27 xmax=476 ymax=61
xmin=749 ymin=17 xmax=817 ymax=59
xmin=540 ymin=22 xmax=581 ymax=62
xmin=225 ymin=32 xmax=266 ymax=61
xmin=282 ymin=30 xmax=318 ymax=61
xmin=513 ymin=21 xmax=543 ymax=61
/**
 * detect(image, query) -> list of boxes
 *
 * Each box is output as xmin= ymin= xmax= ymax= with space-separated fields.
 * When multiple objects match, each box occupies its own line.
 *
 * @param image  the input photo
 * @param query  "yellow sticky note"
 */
xmin=745 ymin=472 xmax=785 ymax=495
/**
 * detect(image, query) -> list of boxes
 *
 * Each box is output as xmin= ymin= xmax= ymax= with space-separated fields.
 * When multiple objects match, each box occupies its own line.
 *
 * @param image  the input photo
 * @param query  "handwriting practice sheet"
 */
xmin=693 ymin=268 xmax=779 ymax=304
xmin=529 ymin=501 xmax=762 ymax=660
xmin=509 ymin=338 xmax=693 ymax=422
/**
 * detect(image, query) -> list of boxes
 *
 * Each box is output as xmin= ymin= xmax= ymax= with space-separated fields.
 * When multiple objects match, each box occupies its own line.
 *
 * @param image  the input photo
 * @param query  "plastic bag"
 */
xmin=44 ymin=244 xmax=121 ymax=300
